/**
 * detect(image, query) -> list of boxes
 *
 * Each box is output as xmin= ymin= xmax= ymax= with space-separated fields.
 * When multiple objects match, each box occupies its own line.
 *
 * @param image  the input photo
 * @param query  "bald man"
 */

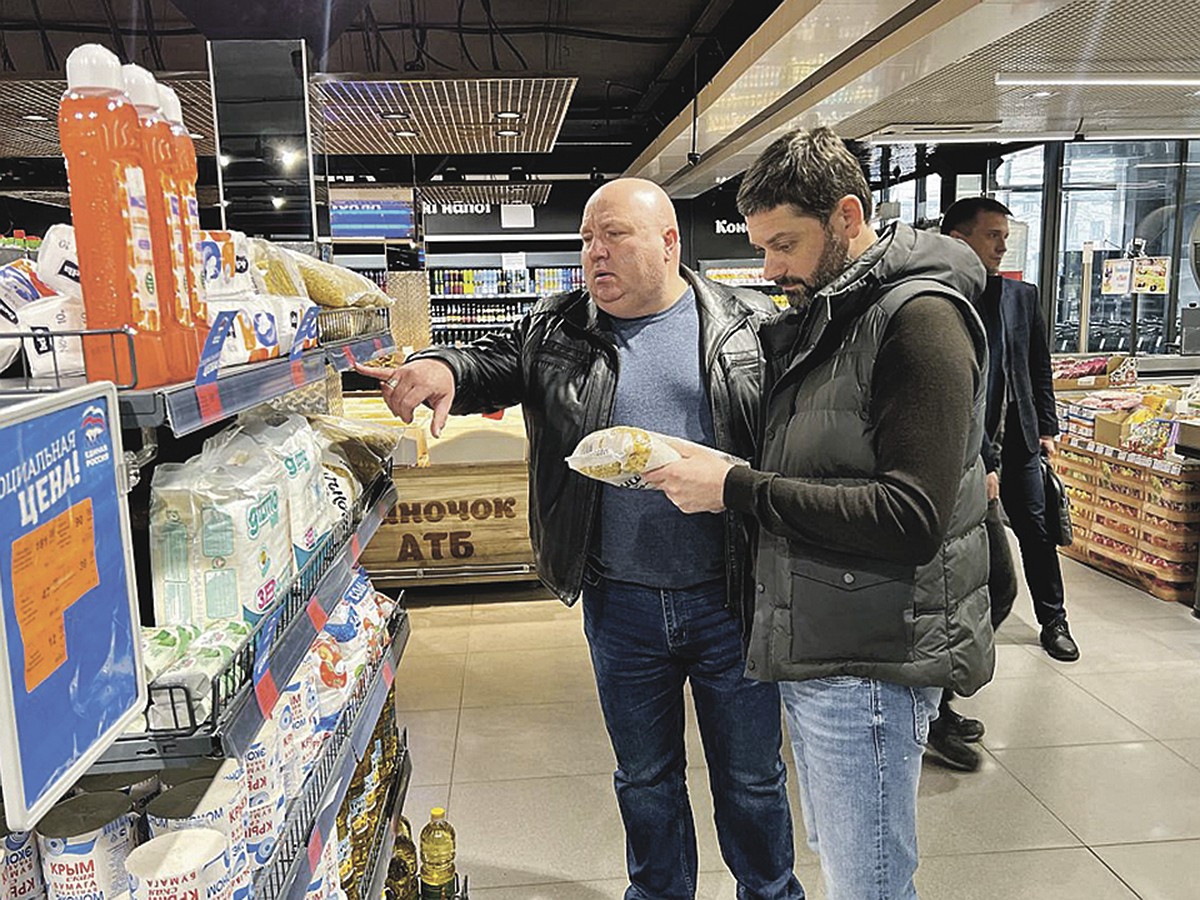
xmin=358 ymin=178 xmax=804 ymax=899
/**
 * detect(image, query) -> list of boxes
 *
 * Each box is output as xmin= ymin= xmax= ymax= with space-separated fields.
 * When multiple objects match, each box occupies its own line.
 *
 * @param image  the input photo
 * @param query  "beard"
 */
xmin=777 ymin=225 xmax=850 ymax=310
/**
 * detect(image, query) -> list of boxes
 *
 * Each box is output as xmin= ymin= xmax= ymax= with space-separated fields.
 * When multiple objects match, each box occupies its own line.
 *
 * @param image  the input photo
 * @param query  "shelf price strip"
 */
xmin=194 ymin=310 xmax=238 ymax=424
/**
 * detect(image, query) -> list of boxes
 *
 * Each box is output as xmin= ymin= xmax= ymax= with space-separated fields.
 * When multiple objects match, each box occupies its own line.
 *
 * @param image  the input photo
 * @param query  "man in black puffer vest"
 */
xmin=649 ymin=128 xmax=996 ymax=900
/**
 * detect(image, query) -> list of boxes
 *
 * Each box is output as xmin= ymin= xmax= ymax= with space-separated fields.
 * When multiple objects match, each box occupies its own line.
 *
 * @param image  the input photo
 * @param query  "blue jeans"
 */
xmin=779 ymin=678 xmax=941 ymax=900
xmin=582 ymin=571 xmax=804 ymax=900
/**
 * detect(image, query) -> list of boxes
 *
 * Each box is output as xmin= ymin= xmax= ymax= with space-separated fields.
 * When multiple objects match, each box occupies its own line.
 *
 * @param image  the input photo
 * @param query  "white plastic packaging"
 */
xmin=239 ymin=413 xmax=338 ymax=568
xmin=149 ymin=430 xmax=294 ymax=627
xmin=35 ymin=224 xmax=82 ymax=298
xmin=205 ymin=295 xmax=281 ymax=367
xmin=197 ymin=231 xmax=253 ymax=299
xmin=18 ymin=293 xmax=85 ymax=378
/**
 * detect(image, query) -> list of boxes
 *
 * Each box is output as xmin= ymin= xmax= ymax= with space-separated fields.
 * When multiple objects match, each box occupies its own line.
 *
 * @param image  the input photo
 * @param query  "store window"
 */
xmin=1054 ymin=141 xmax=1181 ymax=355
xmin=990 ymin=146 xmax=1045 ymax=290
xmin=1174 ymin=141 xmax=1200 ymax=347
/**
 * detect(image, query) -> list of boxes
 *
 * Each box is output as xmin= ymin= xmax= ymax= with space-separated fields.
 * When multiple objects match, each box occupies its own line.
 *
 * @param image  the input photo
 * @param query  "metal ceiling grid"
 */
xmin=836 ymin=0 xmax=1200 ymax=140
xmin=0 ymin=75 xmax=215 ymax=159
xmin=311 ymin=78 xmax=577 ymax=156
xmin=418 ymin=183 xmax=553 ymax=206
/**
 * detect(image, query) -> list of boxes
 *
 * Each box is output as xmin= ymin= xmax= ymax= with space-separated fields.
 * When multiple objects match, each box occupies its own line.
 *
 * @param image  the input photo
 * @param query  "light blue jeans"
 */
xmin=779 ymin=677 xmax=941 ymax=900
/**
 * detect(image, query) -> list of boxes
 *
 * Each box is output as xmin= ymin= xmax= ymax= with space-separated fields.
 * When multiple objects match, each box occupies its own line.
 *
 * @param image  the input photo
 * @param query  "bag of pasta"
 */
xmin=282 ymin=248 xmax=389 ymax=309
xmin=248 ymin=237 xmax=309 ymax=297
xmin=565 ymin=426 xmax=678 ymax=489
xmin=568 ymin=426 xmax=747 ymax=490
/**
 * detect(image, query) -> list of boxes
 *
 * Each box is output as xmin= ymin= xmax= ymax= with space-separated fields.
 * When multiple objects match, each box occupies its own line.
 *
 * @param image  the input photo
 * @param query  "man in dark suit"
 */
xmin=927 ymin=198 xmax=1079 ymax=771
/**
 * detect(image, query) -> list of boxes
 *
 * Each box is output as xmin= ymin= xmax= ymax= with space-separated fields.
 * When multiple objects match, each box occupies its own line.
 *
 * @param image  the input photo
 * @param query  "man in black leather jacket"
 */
xmin=358 ymin=178 xmax=803 ymax=900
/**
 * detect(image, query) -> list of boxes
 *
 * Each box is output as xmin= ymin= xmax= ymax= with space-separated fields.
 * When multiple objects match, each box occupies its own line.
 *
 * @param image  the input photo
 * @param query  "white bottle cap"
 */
xmin=121 ymin=63 xmax=161 ymax=111
xmin=65 ymin=44 xmax=124 ymax=93
xmin=157 ymin=84 xmax=184 ymax=126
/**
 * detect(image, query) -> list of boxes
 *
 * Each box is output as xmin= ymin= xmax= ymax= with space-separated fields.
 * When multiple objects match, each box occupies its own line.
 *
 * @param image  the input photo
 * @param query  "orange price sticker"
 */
xmin=10 ymin=498 xmax=100 ymax=692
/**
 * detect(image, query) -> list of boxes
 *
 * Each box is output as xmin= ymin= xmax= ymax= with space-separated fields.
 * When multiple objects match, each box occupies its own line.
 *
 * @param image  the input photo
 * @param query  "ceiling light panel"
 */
xmin=419 ymin=183 xmax=553 ymax=206
xmin=312 ymin=78 xmax=576 ymax=156
xmin=0 ymin=75 xmax=215 ymax=159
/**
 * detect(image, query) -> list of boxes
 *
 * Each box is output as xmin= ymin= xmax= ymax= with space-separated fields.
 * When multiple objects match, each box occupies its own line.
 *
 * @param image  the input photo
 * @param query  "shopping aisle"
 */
xmin=393 ymin=541 xmax=1200 ymax=900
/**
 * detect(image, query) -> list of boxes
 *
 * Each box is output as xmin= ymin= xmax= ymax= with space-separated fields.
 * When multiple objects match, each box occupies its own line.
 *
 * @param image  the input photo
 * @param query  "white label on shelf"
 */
xmin=501 ymin=252 xmax=527 ymax=271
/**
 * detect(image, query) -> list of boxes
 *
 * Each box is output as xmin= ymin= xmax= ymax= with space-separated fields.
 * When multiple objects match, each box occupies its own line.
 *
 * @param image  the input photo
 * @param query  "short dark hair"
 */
xmin=940 ymin=197 xmax=1012 ymax=236
xmin=736 ymin=127 xmax=873 ymax=222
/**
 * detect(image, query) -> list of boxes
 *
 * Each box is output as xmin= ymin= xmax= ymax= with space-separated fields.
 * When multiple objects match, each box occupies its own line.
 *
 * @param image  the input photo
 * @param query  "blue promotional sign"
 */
xmin=330 ymin=199 xmax=415 ymax=240
xmin=0 ymin=384 xmax=144 ymax=830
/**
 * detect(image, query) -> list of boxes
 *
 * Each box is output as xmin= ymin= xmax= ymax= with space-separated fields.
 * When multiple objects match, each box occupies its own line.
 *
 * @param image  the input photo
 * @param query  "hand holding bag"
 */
xmin=1040 ymin=453 xmax=1074 ymax=547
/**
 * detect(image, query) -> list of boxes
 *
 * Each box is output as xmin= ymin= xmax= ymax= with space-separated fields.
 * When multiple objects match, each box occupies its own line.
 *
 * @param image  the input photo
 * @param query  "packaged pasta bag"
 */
xmin=281 ymin=248 xmax=388 ymax=309
xmin=248 ymin=237 xmax=308 ymax=298
xmin=567 ymin=426 xmax=745 ymax=490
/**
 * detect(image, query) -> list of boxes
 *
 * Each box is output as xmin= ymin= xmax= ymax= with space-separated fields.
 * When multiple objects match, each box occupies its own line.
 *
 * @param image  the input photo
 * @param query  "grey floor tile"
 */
xmin=404 ymin=621 xmax=471 ymax=657
xmin=453 ymin=701 xmax=615 ymax=782
xmin=1164 ymin=739 xmax=1200 ymax=770
xmin=406 ymin=783 xmax=452 ymax=824
xmin=915 ymin=847 xmax=1138 ymax=899
xmin=395 ymin=652 xmax=466 ymax=711
xmin=466 ymin=616 xmax=587 ymax=654
xmin=916 ymin=753 xmax=1081 ymax=855
xmin=461 ymin=646 xmax=600 ymax=707
xmin=1068 ymin=664 xmax=1200 ymax=740
xmin=470 ymin=596 xmax=578 ymax=623
xmin=954 ymin=675 xmax=1148 ymax=749
xmin=448 ymin=774 xmax=629 ymax=888
xmin=397 ymin=708 xmax=459 ymax=787
xmin=467 ymin=879 xmax=626 ymax=899
xmin=1094 ymin=839 xmax=1200 ymax=900
xmin=994 ymin=742 xmax=1200 ymax=844
xmin=989 ymin=642 xmax=1063 ymax=678
xmin=1047 ymin=618 xmax=1194 ymax=674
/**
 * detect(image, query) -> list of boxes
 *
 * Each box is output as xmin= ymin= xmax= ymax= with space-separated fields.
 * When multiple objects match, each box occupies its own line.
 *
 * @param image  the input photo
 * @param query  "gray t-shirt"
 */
xmin=591 ymin=288 xmax=725 ymax=588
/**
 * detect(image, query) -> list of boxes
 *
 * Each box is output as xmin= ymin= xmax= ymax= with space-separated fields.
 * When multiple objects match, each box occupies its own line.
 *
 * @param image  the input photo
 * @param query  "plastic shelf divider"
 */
xmin=325 ymin=333 xmax=396 ymax=373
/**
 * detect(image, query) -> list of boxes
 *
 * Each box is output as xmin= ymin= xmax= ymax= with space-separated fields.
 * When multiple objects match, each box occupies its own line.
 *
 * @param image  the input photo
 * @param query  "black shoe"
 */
xmin=943 ymin=706 xmax=985 ymax=743
xmin=926 ymin=719 xmax=981 ymax=772
xmin=1040 ymin=619 xmax=1080 ymax=662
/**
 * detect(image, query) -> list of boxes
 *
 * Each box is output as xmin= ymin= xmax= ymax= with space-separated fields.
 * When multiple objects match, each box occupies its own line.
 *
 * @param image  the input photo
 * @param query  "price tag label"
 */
xmin=11 ymin=500 xmax=99 ymax=692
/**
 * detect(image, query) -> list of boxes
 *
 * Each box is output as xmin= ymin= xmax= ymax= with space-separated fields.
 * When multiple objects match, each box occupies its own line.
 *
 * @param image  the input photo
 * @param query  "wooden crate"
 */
xmin=361 ymin=461 xmax=537 ymax=586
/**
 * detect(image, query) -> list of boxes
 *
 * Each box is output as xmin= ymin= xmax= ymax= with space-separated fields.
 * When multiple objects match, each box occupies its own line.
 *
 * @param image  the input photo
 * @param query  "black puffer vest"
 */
xmin=746 ymin=223 xmax=996 ymax=696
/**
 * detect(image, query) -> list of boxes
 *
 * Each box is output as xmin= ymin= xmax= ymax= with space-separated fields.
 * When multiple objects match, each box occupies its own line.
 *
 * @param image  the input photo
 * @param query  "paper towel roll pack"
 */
xmin=2 ymin=816 xmax=45 ymax=900
xmin=36 ymin=791 xmax=138 ymax=900
xmin=124 ymin=828 xmax=228 ymax=900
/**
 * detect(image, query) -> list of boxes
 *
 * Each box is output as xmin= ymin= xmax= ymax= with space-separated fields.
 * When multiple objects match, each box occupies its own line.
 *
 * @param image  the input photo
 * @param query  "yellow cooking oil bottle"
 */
xmin=418 ymin=807 xmax=457 ymax=899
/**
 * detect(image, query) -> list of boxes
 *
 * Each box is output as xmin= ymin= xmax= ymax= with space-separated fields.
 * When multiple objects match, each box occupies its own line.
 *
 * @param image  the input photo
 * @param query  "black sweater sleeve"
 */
xmin=724 ymin=295 xmax=980 ymax=565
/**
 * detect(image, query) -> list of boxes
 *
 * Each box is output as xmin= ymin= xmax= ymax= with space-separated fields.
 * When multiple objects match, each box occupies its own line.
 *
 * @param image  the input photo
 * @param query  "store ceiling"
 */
xmin=0 ymin=0 xmax=780 ymax=183
xmin=629 ymin=0 xmax=1200 ymax=197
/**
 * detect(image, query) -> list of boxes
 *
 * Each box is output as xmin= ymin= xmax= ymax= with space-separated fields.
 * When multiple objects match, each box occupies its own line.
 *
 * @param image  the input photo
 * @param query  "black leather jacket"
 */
xmin=411 ymin=266 xmax=774 ymax=624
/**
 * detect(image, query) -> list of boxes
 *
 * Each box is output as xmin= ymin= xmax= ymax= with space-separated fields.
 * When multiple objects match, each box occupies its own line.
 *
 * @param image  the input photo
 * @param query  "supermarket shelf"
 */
xmin=325 ymin=332 xmax=395 ymax=372
xmin=92 ymin=474 xmax=398 ymax=770
xmin=361 ymin=752 xmax=412 ymax=900
xmin=430 ymin=293 xmax=538 ymax=300
xmin=218 ymin=476 xmax=399 ymax=759
xmin=255 ymin=614 xmax=411 ymax=900
xmin=118 ymin=330 xmax=393 ymax=435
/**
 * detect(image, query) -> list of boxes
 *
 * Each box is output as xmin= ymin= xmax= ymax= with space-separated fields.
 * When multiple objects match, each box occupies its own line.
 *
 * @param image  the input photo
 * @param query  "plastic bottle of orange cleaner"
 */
xmin=157 ymin=83 xmax=208 ymax=358
xmin=121 ymin=63 xmax=198 ymax=381
xmin=59 ymin=44 xmax=171 ymax=387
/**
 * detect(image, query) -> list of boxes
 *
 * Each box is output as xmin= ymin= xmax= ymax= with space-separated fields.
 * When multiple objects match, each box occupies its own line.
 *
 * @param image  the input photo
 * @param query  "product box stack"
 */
xmin=1052 ymin=372 xmax=1200 ymax=603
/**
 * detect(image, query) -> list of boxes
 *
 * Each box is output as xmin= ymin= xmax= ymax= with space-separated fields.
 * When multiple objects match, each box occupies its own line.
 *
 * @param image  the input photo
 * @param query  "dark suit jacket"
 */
xmin=981 ymin=276 xmax=1059 ymax=472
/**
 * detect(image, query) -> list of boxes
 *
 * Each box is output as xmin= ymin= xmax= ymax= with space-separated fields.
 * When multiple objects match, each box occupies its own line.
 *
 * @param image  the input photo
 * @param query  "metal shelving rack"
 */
xmin=3 ymin=304 xmax=411 ymax=898
xmin=254 ymin=613 xmax=412 ymax=900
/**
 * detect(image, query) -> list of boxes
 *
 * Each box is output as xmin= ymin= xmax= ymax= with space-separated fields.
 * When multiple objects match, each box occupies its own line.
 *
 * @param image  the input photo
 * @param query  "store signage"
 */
xmin=1102 ymin=259 xmax=1133 ymax=295
xmin=421 ymin=202 xmax=493 ymax=216
xmin=390 ymin=495 xmax=518 ymax=562
xmin=0 ymin=384 xmax=144 ymax=831
xmin=330 ymin=198 xmax=415 ymax=240
xmin=1132 ymin=257 xmax=1170 ymax=294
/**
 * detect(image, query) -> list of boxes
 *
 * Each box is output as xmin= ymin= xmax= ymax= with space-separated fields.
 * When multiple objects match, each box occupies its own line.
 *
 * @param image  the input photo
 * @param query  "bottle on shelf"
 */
xmin=385 ymin=814 xmax=419 ymax=900
xmin=156 ymin=84 xmax=208 ymax=359
xmin=122 ymin=63 xmax=198 ymax=382
xmin=418 ymin=807 xmax=457 ymax=899
xmin=59 ymin=44 xmax=172 ymax=387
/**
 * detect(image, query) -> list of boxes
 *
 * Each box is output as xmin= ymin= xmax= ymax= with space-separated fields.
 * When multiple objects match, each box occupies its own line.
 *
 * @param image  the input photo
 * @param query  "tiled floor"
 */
xmin=394 ymin=536 xmax=1200 ymax=899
